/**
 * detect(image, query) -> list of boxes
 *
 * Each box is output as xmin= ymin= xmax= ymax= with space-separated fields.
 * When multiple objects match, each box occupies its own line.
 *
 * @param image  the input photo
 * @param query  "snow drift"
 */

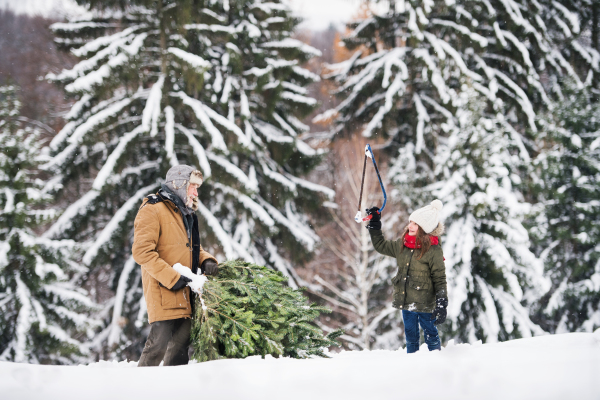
xmin=2 ymin=332 xmax=599 ymax=400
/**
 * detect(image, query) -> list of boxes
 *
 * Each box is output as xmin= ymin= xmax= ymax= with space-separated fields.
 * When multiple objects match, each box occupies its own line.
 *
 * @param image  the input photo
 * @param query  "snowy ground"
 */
xmin=2 ymin=332 xmax=599 ymax=400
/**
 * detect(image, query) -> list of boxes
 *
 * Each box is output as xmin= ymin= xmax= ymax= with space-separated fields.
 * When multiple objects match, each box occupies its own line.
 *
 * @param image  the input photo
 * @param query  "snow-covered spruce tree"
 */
xmin=530 ymin=85 xmax=600 ymax=333
xmin=322 ymin=0 xmax=593 ymax=343
xmin=45 ymin=0 xmax=330 ymax=359
xmin=416 ymin=85 xmax=549 ymax=343
xmin=0 ymin=85 xmax=97 ymax=364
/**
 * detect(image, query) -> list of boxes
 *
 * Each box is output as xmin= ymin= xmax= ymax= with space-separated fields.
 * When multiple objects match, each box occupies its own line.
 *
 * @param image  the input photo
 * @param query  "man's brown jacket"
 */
xmin=132 ymin=194 xmax=216 ymax=323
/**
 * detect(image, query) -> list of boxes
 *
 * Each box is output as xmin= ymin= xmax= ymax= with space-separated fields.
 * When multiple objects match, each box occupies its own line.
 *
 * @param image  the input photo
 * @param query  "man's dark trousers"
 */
xmin=138 ymin=318 xmax=191 ymax=366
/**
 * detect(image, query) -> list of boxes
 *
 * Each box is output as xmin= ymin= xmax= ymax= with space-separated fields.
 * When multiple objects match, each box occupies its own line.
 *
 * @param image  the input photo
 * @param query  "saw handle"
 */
xmin=363 ymin=207 xmax=381 ymax=222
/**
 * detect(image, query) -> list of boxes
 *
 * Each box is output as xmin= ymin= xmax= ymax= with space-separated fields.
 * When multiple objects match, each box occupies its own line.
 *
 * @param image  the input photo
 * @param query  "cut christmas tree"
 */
xmin=188 ymin=260 xmax=342 ymax=362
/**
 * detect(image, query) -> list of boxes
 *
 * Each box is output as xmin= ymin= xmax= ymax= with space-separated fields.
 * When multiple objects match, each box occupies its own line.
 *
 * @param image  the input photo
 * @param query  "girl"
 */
xmin=366 ymin=200 xmax=448 ymax=353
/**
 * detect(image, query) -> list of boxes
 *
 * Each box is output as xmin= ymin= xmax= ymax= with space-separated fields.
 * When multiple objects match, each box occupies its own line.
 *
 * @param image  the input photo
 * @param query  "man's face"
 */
xmin=186 ymin=183 xmax=199 ymax=206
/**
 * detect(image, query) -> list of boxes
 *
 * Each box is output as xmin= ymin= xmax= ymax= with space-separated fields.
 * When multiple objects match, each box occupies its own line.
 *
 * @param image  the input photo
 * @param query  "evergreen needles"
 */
xmin=191 ymin=260 xmax=342 ymax=362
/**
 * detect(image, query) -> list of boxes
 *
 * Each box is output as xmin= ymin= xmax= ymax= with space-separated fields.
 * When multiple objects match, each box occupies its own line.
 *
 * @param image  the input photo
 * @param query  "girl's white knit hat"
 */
xmin=409 ymin=200 xmax=443 ymax=234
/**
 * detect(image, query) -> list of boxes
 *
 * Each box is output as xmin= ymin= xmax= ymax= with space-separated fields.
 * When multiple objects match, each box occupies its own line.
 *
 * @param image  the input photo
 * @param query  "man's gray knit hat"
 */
xmin=165 ymin=165 xmax=203 ymax=211
xmin=409 ymin=199 xmax=445 ymax=235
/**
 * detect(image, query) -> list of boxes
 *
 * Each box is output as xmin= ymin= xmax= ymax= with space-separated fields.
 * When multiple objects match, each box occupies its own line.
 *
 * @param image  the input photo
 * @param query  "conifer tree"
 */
xmin=419 ymin=85 xmax=549 ymax=343
xmin=0 ymin=85 xmax=96 ymax=364
xmin=322 ymin=0 xmax=593 ymax=343
xmin=530 ymin=85 xmax=600 ymax=333
xmin=191 ymin=260 xmax=342 ymax=361
xmin=45 ymin=0 xmax=330 ymax=358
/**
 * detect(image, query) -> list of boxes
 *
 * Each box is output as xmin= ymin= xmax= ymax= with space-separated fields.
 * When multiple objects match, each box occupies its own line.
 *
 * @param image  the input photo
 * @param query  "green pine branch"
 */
xmin=190 ymin=260 xmax=343 ymax=362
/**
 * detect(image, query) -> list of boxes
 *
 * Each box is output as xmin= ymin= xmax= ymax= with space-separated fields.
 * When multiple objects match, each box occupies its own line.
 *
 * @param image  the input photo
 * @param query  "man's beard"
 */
xmin=186 ymin=196 xmax=196 ymax=208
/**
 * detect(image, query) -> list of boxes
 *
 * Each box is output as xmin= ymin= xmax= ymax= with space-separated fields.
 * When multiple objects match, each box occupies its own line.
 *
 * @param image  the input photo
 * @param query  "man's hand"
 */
xmin=202 ymin=259 xmax=219 ymax=276
xmin=433 ymin=297 xmax=448 ymax=325
xmin=170 ymin=275 xmax=192 ymax=291
xmin=365 ymin=206 xmax=382 ymax=230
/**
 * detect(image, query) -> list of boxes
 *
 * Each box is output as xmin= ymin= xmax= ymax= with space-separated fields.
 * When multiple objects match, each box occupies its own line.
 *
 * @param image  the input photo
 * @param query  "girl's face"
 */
xmin=408 ymin=221 xmax=419 ymax=236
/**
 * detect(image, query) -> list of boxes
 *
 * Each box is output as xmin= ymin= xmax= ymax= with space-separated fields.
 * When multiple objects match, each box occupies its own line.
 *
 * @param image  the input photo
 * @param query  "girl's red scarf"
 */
xmin=404 ymin=234 xmax=438 ymax=248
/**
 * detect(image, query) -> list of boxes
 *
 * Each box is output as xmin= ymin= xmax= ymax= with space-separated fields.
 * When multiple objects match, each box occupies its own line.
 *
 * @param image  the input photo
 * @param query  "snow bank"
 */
xmin=1 ymin=332 xmax=598 ymax=399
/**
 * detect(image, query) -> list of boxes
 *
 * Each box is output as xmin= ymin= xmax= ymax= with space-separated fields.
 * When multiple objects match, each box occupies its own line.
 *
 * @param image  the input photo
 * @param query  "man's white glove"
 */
xmin=173 ymin=263 xmax=207 ymax=294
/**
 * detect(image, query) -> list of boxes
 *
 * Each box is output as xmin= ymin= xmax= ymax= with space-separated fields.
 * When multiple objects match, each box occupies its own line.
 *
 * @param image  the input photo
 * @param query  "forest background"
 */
xmin=0 ymin=0 xmax=599 ymax=364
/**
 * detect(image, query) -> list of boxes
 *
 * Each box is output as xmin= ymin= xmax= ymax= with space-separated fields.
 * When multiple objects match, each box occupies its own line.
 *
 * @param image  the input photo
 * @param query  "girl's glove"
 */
xmin=433 ymin=297 xmax=448 ymax=325
xmin=365 ymin=207 xmax=381 ymax=230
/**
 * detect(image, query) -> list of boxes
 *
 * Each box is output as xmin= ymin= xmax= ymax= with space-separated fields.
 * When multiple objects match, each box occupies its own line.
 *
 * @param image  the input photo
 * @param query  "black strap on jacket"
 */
xmin=142 ymin=191 xmax=200 ymax=275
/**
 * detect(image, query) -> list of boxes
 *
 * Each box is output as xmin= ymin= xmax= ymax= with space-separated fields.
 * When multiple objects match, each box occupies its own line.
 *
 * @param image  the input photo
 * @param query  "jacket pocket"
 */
xmin=159 ymin=286 xmax=187 ymax=309
xmin=408 ymin=279 xmax=431 ymax=291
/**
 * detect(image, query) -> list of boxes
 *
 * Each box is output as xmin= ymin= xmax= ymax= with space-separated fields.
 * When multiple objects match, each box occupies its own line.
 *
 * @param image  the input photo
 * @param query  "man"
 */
xmin=132 ymin=165 xmax=219 ymax=367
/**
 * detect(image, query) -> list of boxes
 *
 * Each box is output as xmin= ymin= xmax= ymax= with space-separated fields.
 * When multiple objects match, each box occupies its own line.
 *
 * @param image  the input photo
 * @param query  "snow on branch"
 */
xmin=254 ymin=121 xmax=293 ymax=143
xmin=551 ymin=1 xmax=580 ymax=34
xmin=64 ymin=94 xmax=92 ymax=121
xmin=172 ymin=91 xmax=227 ymax=151
xmin=53 ymin=33 xmax=132 ymax=82
xmin=14 ymin=275 xmax=33 ymax=363
xmin=256 ymin=197 xmax=317 ymax=251
xmin=43 ymin=190 xmax=100 ymax=239
xmin=65 ymin=52 xmax=128 ymax=93
xmin=261 ymin=163 xmax=297 ymax=193
xmin=206 ymin=152 xmax=258 ymax=192
xmin=92 ymin=126 xmax=145 ymax=191
xmin=265 ymin=239 xmax=297 ymax=289
xmin=174 ymin=124 xmax=211 ymax=178
xmin=201 ymin=104 xmax=251 ymax=147
xmin=212 ymin=183 xmax=274 ymax=227
xmin=184 ymin=23 xmax=237 ymax=35
xmin=413 ymin=93 xmax=430 ymax=154
xmin=141 ymin=75 xmax=164 ymax=137
xmin=195 ymin=201 xmax=253 ymax=261
xmin=168 ymin=47 xmax=211 ymax=72
xmin=44 ymin=97 xmax=133 ymax=170
xmin=285 ymin=174 xmax=334 ymax=200
xmin=82 ymin=183 xmax=158 ymax=265
xmin=492 ymin=69 xmax=537 ymax=131
xmin=431 ymin=18 xmax=488 ymax=47
xmin=436 ymin=39 xmax=482 ymax=82
xmin=291 ymin=66 xmax=320 ymax=82
xmin=70 ymin=25 xmax=143 ymax=57
xmin=108 ymin=256 xmax=136 ymax=346
xmin=280 ymin=91 xmax=317 ymax=106
xmin=474 ymin=276 xmax=501 ymax=342
xmin=51 ymin=21 xmax=117 ymax=33
xmin=261 ymin=38 xmax=322 ymax=58
xmin=489 ymin=285 xmax=546 ymax=337
xmin=164 ymin=106 xmax=179 ymax=167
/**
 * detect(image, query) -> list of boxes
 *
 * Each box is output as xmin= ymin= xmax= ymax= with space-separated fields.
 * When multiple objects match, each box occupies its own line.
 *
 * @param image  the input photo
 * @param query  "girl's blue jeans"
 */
xmin=402 ymin=310 xmax=441 ymax=353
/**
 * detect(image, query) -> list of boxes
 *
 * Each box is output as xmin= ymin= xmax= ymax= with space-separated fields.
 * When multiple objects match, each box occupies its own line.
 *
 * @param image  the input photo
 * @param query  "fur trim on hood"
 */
xmin=428 ymin=222 xmax=445 ymax=237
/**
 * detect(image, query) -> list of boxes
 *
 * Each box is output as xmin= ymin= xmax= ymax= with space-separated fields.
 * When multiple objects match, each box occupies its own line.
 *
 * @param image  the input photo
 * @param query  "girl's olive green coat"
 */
xmin=370 ymin=230 xmax=447 ymax=313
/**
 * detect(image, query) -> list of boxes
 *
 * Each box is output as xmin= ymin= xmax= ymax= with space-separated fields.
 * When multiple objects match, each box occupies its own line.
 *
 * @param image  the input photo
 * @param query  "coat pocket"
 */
xmin=408 ymin=279 xmax=431 ymax=291
xmin=159 ymin=286 xmax=187 ymax=309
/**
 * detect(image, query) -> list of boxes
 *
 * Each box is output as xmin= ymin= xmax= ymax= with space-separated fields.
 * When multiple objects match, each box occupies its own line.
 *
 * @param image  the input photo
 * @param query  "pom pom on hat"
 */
xmin=409 ymin=199 xmax=443 ymax=234
xmin=431 ymin=199 xmax=443 ymax=211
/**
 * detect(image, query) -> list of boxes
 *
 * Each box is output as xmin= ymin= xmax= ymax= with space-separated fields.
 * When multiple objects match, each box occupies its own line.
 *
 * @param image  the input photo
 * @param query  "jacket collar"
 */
xmin=159 ymin=184 xmax=191 ymax=213
xmin=159 ymin=184 xmax=193 ymax=238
